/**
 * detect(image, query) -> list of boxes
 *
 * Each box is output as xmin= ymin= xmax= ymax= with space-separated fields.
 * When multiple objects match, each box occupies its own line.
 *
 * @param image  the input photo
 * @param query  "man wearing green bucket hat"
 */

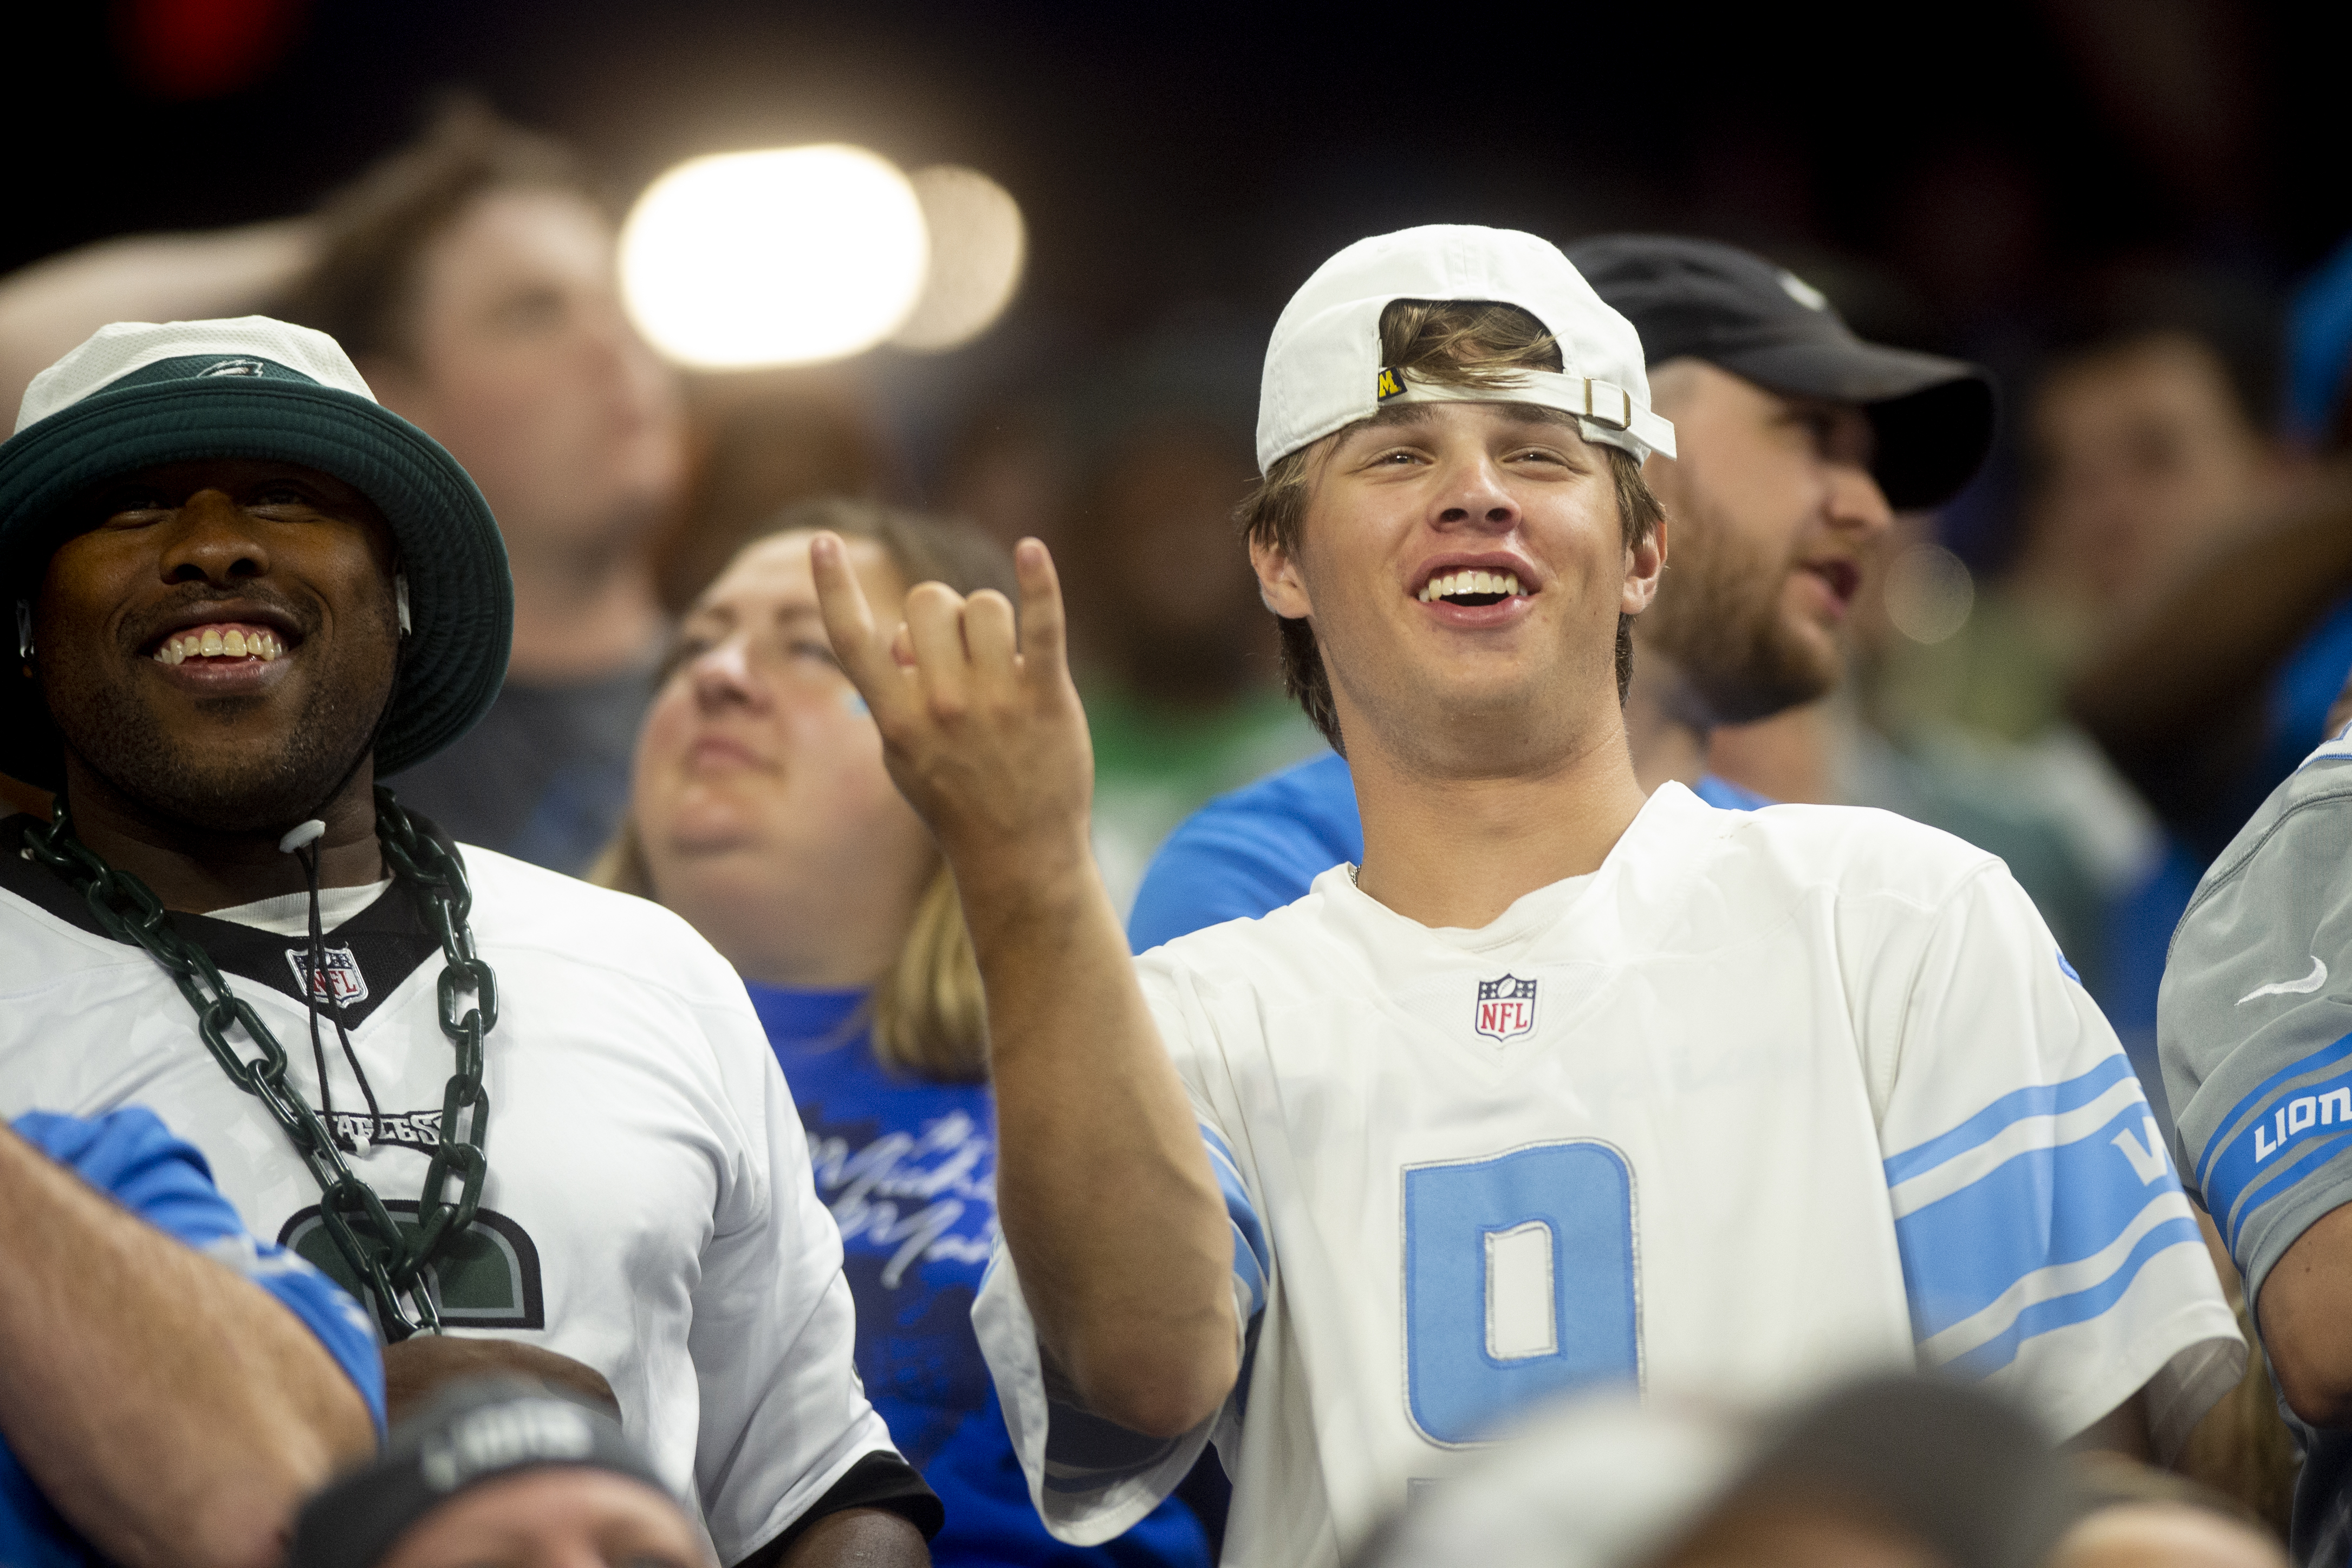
xmin=0 ymin=318 xmax=938 ymax=1567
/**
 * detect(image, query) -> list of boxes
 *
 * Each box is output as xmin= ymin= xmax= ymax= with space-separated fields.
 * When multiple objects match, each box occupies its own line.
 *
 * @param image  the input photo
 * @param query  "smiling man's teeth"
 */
xmin=153 ymin=627 xmax=284 ymax=665
xmin=1417 ymin=569 xmax=1525 ymax=603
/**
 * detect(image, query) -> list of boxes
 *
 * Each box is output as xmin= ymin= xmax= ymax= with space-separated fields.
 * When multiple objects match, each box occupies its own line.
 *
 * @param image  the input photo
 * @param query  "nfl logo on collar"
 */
xmin=1474 ymin=975 xmax=1537 ymax=1042
xmin=287 ymin=944 xmax=369 ymax=1009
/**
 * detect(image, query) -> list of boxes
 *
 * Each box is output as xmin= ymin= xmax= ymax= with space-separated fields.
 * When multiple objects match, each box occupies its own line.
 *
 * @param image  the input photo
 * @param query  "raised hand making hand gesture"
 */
xmin=808 ymin=530 xmax=1240 ymax=1441
xmin=809 ymin=531 xmax=1096 ymax=896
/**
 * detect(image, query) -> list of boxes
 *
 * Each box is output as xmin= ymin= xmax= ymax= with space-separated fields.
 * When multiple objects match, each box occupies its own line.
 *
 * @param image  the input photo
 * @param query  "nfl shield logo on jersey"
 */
xmin=1473 ymin=974 xmax=1538 ymax=1042
xmin=285 ymin=945 xmax=369 ymax=1009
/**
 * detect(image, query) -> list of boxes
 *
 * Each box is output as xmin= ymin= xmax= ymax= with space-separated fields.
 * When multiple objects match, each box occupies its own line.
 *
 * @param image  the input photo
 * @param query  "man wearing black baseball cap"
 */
xmin=0 ymin=318 xmax=935 ymax=1566
xmin=1125 ymin=234 xmax=1994 ymax=950
xmin=1573 ymin=236 xmax=1991 ymax=784
xmin=1575 ymin=235 xmax=1992 ymax=518
xmin=292 ymin=1379 xmax=710 ymax=1568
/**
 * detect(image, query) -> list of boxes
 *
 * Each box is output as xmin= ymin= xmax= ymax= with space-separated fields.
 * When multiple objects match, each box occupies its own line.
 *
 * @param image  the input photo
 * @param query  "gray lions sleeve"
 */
xmin=2159 ymin=718 xmax=2352 ymax=1557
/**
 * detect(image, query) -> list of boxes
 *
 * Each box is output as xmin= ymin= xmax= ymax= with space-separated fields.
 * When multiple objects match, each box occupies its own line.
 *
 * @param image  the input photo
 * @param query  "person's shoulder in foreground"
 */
xmin=2159 ymin=715 xmax=2352 ymax=1560
xmin=3 ymin=1106 xmax=383 ymax=1568
xmin=2161 ymin=716 xmax=2352 ymax=1272
xmin=16 ymin=1106 xmax=386 ymax=1408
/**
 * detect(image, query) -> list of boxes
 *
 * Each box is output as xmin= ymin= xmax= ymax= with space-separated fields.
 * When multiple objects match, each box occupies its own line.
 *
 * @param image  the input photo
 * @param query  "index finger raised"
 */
xmin=809 ymin=532 xmax=914 ymax=720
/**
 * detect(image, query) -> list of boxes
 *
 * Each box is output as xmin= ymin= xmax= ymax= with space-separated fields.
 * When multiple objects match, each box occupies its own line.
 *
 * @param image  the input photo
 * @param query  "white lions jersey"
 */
xmin=0 ymin=822 xmax=909 ymax=1564
xmin=976 ymin=784 xmax=2243 ymax=1567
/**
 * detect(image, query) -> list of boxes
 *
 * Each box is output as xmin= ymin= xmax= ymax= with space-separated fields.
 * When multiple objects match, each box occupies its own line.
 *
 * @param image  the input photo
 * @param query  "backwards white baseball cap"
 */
xmin=1255 ymin=224 xmax=1677 ymax=476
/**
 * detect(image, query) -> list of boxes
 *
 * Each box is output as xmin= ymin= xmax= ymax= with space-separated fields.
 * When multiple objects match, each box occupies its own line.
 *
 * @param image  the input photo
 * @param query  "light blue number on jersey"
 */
xmin=1402 ymin=1140 xmax=1640 ymax=1445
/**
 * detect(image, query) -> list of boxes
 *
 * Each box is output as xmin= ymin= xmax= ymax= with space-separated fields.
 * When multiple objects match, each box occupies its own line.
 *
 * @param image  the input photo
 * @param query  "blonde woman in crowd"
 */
xmin=597 ymin=497 xmax=1210 ymax=1568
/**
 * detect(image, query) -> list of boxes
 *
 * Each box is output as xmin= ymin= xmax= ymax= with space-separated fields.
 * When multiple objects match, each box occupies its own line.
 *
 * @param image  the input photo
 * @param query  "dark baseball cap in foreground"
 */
xmin=1569 ymin=235 xmax=1997 ymax=511
xmin=289 ymin=1378 xmax=678 ymax=1568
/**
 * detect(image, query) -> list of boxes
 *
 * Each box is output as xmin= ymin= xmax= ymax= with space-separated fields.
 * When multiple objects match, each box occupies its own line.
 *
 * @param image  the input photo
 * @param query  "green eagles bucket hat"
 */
xmin=0 ymin=316 xmax=511 ymax=790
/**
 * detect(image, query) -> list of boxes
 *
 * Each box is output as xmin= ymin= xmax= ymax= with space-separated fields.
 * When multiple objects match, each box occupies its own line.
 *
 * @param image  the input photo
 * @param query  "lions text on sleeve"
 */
xmin=978 ymin=783 xmax=2243 ymax=1566
xmin=0 ymin=817 xmax=912 ymax=1566
xmin=2158 ymin=719 xmax=2352 ymax=1561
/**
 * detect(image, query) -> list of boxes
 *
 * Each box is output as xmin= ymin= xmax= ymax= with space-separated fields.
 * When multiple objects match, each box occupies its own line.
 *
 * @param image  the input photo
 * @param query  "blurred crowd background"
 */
xmin=11 ymin=2 xmax=2352 ymax=1561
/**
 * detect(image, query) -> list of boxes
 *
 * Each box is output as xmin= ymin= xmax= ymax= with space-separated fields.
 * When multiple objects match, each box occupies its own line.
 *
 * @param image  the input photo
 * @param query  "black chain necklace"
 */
xmin=21 ymin=786 xmax=494 ymax=1341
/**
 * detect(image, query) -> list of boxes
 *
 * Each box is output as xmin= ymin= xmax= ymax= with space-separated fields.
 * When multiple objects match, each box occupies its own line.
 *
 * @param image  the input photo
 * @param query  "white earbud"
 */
xmin=278 ymin=819 xmax=327 ymax=855
xmin=394 ymin=573 xmax=412 ymax=636
xmin=14 ymin=600 xmax=30 ymax=662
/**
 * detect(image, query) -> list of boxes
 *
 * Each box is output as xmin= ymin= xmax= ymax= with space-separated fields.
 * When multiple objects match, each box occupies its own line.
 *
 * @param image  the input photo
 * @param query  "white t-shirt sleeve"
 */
xmin=688 ymin=996 xmax=903 ymax=1563
xmin=972 ymin=957 xmax=1268 ymax=1545
xmin=1869 ymin=862 xmax=2244 ymax=1458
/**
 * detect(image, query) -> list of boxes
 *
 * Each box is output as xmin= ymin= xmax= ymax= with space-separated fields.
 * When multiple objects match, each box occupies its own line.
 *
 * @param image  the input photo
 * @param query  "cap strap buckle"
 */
xmin=1580 ymin=379 xmax=1634 ymax=431
xmin=1368 ymin=367 xmax=1656 ymax=452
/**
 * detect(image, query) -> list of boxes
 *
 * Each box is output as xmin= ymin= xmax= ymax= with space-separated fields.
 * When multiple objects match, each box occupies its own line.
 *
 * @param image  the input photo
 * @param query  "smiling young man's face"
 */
xmin=1250 ymin=400 xmax=1662 ymax=775
xmin=33 ymin=457 xmax=402 ymax=833
xmin=1637 ymin=359 xmax=1893 ymax=724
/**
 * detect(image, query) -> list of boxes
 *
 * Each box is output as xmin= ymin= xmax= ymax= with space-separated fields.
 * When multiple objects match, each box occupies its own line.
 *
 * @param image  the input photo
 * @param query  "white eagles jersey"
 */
xmin=975 ymin=783 xmax=2243 ymax=1567
xmin=0 ymin=821 xmax=907 ymax=1565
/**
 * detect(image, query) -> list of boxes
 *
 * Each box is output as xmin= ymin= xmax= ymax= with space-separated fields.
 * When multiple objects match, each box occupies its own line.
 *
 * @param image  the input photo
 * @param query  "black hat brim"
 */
xmin=1706 ymin=336 xmax=1997 ymax=511
xmin=0 ymin=378 xmax=511 ymax=790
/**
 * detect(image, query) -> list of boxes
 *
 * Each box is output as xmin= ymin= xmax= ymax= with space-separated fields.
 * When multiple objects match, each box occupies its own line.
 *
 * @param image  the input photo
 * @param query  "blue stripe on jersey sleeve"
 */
xmin=1937 ymin=1216 xmax=2205 ymax=1381
xmin=1894 ymin=1097 xmax=2178 ymax=1341
xmin=1883 ymin=1055 xmax=2207 ymax=1380
xmin=1881 ymin=1056 xmax=2134 ymax=1188
xmin=2196 ymin=1031 xmax=2352 ymax=1254
xmin=1201 ymin=1122 xmax=1270 ymax=1319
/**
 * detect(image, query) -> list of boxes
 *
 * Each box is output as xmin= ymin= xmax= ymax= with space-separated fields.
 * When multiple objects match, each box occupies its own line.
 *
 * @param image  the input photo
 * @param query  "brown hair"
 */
xmin=1238 ymin=300 xmax=1665 ymax=753
xmin=592 ymin=497 xmax=1016 ymax=1083
xmin=279 ymin=97 xmax=595 ymax=364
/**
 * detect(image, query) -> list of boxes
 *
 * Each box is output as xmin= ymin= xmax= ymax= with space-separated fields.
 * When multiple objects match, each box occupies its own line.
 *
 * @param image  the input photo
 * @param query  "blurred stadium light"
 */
xmin=619 ymin=144 xmax=930 ymax=368
xmin=892 ymin=165 xmax=1026 ymax=353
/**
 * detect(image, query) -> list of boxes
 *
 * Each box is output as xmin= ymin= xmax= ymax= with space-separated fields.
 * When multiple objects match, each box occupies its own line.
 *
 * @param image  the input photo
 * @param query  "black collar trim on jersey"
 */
xmin=1 ymin=811 xmax=456 ymax=1031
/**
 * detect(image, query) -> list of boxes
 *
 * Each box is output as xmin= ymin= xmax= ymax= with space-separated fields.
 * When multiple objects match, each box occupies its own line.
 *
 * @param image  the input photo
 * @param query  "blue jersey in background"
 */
xmin=2 ymin=1108 xmax=386 ymax=1568
xmin=1127 ymin=752 xmax=1772 ymax=951
xmin=752 ymin=984 xmax=1209 ymax=1568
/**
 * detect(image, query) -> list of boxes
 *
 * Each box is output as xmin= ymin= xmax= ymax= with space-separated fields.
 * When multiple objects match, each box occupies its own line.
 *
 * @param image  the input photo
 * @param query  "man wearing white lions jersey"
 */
xmin=809 ymin=225 xmax=2241 ymax=1567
